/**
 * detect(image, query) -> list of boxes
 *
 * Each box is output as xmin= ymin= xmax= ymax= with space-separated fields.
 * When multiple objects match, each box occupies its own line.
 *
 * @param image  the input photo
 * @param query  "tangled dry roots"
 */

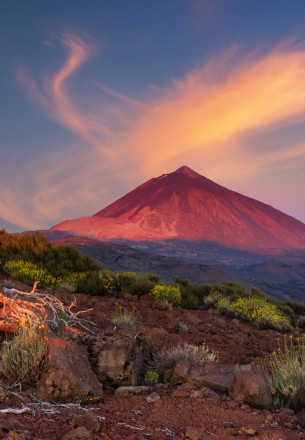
xmin=0 ymin=281 xmax=97 ymax=333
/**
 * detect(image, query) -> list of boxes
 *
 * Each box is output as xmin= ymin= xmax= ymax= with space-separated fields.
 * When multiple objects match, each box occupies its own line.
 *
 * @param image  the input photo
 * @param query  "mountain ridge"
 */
xmin=51 ymin=166 xmax=305 ymax=253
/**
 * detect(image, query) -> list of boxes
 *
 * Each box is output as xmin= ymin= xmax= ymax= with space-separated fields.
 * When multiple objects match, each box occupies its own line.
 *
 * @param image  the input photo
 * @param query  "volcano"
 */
xmin=51 ymin=166 xmax=305 ymax=254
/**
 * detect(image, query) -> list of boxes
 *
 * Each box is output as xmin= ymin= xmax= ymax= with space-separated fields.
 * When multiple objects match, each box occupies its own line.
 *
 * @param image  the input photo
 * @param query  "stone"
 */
xmin=36 ymin=337 xmax=103 ymax=404
xmin=170 ymin=359 xmax=191 ymax=385
xmin=171 ymin=389 xmax=190 ymax=398
xmin=237 ymin=426 xmax=257 ymax=436
xmin=229 ymin=372 xmax=272 ymax=409
xmin=115 ymin=386 xmax=151 ymax=397
xmin=185 ymin=426 xmax=206 ymax=440
xmin=61 ymin=427 xmax=93 ymax=440
xmin=72 ymin=411 xmax=100 ymax=432
xmin=146 ymin=393 xmax=160 ymax=402
xmin=96 ymin=339 xmax=143 ymax=386
xmin=189 ymin=372 xmax=234 ymax=393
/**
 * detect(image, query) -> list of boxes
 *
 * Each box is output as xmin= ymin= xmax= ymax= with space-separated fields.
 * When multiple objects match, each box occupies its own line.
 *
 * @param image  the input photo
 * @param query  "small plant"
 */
xmin=204 ymin=290 xmax=224 ymax=307
xmin=180 ymin=292 xmax=200 ymax=309
xmin=149 ymin=285 xmax=181 ymax=306
xmin=256 ymin=335 xmax=305 ymax=411
xmin=297 ymin=316 xmax=305 ymax=328
xmin=144 ymin=370 xmax=159 ymax=386
xmin=111 ymin=305 xmax=137 ymax=329
xmin=151 ymin=343 xmax=218 ymax=375
xmin=178 ymin=321 xmax=188 ymax=334
xmin=0 ymin=317 xmax=47 ymax=389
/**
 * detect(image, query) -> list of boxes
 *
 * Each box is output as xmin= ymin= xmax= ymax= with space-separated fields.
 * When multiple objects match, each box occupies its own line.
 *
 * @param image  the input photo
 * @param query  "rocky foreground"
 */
xmin=0 ymin=275 xmax=305 ymax=440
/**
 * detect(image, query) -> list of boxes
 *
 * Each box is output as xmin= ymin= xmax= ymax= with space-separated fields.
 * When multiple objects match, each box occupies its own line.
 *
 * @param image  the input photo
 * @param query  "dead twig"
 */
xmin=1 ymin=282 xmax=97 ymax=334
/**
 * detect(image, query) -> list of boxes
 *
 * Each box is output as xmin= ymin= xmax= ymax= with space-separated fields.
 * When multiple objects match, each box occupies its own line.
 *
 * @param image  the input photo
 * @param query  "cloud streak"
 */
xmin=3 ymin=35 xmax=305 ymax=230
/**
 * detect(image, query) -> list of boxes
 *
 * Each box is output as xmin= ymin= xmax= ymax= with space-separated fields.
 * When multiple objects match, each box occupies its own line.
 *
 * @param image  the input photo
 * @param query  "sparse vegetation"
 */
xmin=111 ymin=305 xmax=137 ymax=329
xmin=151 ymin=343 xmax=218 ymax=375
xmin=256 ymin=335 xmax=305 ymax=411
xmin=0 ymin=317 xmax=47 ymax=389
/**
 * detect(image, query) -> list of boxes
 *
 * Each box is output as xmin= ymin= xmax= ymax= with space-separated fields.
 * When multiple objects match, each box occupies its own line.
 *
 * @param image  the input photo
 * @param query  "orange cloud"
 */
xmin=127 ymin=46 xmax=305 ymax=174
xmin=8 ymin=36 xmax=305 ymax=230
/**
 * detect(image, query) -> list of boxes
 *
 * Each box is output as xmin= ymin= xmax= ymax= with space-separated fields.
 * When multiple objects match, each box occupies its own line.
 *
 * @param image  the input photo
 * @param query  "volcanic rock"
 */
xmin=35 ymin=337 xmax=103 ymax=404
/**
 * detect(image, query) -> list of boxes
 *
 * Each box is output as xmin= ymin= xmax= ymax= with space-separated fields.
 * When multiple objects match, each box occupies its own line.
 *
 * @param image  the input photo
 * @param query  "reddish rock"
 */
xmin=61 ymin=427 xmax=93 ymax=440
xmin=171 ymin=390 xmax=190 ymax=398
xmin=229 ymin=372 xmax=272 ymax=409
xmin=170 ymin=359 xmax=191 ymax=386
xmin=36 ymin=337 xmax=103 ymax=403
xmin=185 ymin=426 xmax=206 ymax=440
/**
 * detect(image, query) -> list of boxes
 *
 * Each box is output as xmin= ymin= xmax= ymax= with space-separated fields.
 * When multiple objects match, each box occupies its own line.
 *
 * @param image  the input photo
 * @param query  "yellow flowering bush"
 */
xmin=230 ymin=297 xmax=290 ymax=331
xmin=256 ymin=335 xmax=305 ymax=411
xmin=149 ymin=284 xmax=181 ymax=306
xmin=98 ymin=270 xmax=118 ymax=295
xmin=4 ymin=260 xmax=57 ymax=288
xmin=216 ymin=296 xmax=290 ymax=331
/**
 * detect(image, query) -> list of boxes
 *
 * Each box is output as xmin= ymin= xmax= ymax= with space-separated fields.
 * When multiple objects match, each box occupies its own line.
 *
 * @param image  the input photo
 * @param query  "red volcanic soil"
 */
xmin=51 ymin=166 xmax=305 ymax=253
xmin=1 ymin=273 xmax=305 ymax=439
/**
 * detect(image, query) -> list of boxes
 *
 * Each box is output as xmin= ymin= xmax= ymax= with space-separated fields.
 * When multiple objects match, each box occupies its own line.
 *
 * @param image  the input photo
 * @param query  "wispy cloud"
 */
xmin=4 ymin=34 xmax=305 ymax=230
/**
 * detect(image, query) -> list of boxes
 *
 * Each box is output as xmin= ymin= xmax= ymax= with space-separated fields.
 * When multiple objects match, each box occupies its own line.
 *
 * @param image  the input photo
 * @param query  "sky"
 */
xmin=1 ymin=0 xmax=305 ymax=232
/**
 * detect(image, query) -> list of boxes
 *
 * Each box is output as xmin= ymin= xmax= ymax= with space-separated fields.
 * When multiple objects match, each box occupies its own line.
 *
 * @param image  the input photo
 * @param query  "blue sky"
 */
xmin=1 ymin=0 xmax=305 ymax=231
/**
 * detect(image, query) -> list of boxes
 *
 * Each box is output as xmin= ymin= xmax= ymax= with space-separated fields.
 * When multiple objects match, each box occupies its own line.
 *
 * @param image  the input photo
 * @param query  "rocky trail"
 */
xmin=0 ymin=275 xmax=305 ymax=440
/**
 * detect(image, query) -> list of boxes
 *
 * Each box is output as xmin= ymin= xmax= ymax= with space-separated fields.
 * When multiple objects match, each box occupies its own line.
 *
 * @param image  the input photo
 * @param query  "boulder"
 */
xmin=170 ymin=359 xmax=191 ymax=386
xmin=36 ymin=337 xmax=103 ymax=404
xmin=96 ymin=341 xmax=143 ymax=386
xmin=189 ymin=372 xmax=234 ymax=393
xmin=229 ymin=372 xmax=272 ymax=409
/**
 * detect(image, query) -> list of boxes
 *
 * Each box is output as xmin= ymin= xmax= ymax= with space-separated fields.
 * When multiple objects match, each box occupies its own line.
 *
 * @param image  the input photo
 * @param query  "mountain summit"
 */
xmin=51 ymin=166 xmax=305 ymax=253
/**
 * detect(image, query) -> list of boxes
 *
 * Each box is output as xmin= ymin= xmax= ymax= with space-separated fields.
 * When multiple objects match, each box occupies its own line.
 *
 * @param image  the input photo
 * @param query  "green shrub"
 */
xmin=98 ymin=270 xmax=119 ymax=295
xmin=149 ymin=285 xmax=181 ymax=306
xmin=38 ymin=245 xmax=98 ymax=278
xmin=128 ymin=280 xmax=155 ymax=297
xmin=203 ymin=290 xmax=224 ymax=307
xmin=0 ymin=319 xmax=47 ymax=389
xmin=0 ymin=230 xmax=51 ymax=262
xmin=174 ymin=276 xmax=189 ymax=287
xmin=111 ymin=305 xmax=137 ymax=329
xmin=144 ymin=370 xmax=159 ymax=386
xmin=180 ymin=291 xmax=200 ymax=309
xmin=256 ymin=335 xmax=305 ymax=411
xmin=77 ymin=272 xmax=106 ymax=296
xmin=151 ymin=343 xmax=218 ymax=375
